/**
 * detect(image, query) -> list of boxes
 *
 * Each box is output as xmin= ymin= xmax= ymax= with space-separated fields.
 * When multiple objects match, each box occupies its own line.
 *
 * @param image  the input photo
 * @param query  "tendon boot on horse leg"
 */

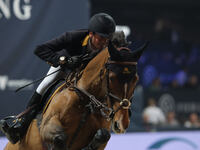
xmin=82 ymin=128 xmax=110 ymax=150
xmin=0 ymin=91 xmax=42 ymax=144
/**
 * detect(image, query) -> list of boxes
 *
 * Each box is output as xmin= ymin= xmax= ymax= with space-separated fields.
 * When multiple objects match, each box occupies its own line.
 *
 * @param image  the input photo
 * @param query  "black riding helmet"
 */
xmin=89 ymin=13 xmax=116 ymax=38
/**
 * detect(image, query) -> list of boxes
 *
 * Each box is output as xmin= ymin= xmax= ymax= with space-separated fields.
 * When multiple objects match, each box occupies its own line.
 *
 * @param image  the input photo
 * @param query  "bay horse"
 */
xmin=4 ymin=41 xmax=148 ymax=150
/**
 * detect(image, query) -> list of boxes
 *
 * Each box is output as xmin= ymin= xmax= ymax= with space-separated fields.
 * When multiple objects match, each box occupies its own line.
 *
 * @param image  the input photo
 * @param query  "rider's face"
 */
xmin=89 ymin=32 xmax=109 ymax=51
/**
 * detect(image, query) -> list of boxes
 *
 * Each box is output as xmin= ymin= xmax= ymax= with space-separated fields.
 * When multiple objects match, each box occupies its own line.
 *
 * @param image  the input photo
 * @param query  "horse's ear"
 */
xmin=108 ymin=41 xmax=149 ymax=62
xmin=130 ymin=41 xmax=149 ymax=61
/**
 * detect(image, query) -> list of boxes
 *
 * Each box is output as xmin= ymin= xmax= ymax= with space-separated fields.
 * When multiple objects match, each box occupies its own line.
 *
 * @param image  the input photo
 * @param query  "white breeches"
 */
xmin=36 ymin=66 xmax=65 ymax=96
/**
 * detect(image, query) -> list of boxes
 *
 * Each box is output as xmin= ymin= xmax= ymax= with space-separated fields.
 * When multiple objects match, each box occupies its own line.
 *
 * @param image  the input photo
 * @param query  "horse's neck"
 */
xmin=77 ymin=49 xmax=109 ymax=97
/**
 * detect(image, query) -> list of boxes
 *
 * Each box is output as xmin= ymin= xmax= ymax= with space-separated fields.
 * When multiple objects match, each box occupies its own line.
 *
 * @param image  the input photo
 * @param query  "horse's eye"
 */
xmin=109 ymin=72 xmax=116 ymax=81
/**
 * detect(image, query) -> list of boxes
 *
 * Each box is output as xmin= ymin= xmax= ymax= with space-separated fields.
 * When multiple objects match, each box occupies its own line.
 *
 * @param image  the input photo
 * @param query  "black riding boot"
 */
xmin=0 ymin=92 xmax=42 ymax=144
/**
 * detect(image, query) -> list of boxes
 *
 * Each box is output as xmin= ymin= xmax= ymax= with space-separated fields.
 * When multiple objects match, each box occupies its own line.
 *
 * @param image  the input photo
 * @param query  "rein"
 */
xmin=73 ymin=85 xmax=113 ymax=120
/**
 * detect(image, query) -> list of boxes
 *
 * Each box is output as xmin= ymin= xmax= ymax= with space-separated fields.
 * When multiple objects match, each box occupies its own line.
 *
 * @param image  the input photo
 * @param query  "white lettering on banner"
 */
xmin=13 ymin=0 xmax=31 ymax=20
xmin=0 ymin=75 xmax=8 ymax=90
xmin=177 ymin=102 xmax=200 ymax=113
xmin=0 ymin=0 xmax=11 ymax=19
xmin=0 ymin=0 xmax=32 ymax=20
xmin=0 ymin=75 xmax=33 ymax=91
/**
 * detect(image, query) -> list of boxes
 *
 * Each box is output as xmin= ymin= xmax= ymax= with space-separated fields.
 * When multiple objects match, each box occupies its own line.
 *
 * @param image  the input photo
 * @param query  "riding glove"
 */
xmin=60 ymin=55 xmax=82 ymax=70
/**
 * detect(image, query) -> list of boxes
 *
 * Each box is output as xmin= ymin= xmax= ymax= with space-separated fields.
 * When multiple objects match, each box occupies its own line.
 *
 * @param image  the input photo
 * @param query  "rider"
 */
xmin=0 ymin=13 xmax=116 ymax=144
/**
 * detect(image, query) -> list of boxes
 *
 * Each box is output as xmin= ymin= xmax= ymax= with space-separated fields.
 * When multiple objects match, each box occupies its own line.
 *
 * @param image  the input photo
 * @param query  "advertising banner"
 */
xmin=106 ymin=131 xmax=200 ymax=150
xmin=144 ymin=89 xmax=200 ymax=118
xmin=0 ymin=0 xmax=89 ymax=120
xmin=1 ymin=131 xmax=200 ymax=150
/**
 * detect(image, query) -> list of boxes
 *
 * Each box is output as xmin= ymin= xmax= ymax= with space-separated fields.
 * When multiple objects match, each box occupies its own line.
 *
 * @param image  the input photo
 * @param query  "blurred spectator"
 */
xmin=142 ymin=65 xmax=158 ymax=87
xmin=163 ymin=111 xmax=180 ymax=127
xmin=171 ymin=30 xmax=179 ymax=44
xmin=171 ymin=68 xmax=188 ymax=89
xmin=184 ymin=113 xmax=200 ymax=128
xmin=187 ymin=46 xmax=200 ymax=67
xmin=174 ymin=68 xmax=188 ymax=86
xmin=149 ymin=77 xmax=162 ymax=92
xmin=154 ymin=18 xmax=180 ymax=44
xmin=185 ymin=74 xmax=199 ymax=89
xmin=138 ymin=42 xmax=200 ymax=88
xmin=142 ymin=97 xmax=166 ymax=127
xmin=171 ymin=79 xmax=179 ymax=89
xmin=154 ymin=19 xmax=172 ymax=41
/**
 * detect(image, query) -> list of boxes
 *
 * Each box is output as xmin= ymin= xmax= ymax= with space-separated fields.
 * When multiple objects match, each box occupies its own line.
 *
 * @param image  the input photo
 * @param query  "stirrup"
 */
xmin=1 ymin=116 xmax=19 ymax=128
xmin=0 ymin=116 xmax=21 ymax=144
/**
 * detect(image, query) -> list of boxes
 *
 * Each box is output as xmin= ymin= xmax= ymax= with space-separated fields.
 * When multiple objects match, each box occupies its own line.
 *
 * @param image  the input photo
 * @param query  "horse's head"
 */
xmin=106 ymin=41 xmax=148 ymax=133
xmin=78 ymin=39 xmax=148 ymax=133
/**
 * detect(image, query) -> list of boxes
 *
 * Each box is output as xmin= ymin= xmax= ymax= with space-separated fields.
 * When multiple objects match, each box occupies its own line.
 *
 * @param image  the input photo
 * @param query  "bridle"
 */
xmin=72 ymin=59 xmax=137 ymax=121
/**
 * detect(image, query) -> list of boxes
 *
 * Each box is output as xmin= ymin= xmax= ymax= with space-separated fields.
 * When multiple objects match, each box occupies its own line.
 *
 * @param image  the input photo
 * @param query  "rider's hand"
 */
xmin=67 ymin=56 xmax=82 ymax=68
xmin=60 ymin=55 xmax=82 ymax=69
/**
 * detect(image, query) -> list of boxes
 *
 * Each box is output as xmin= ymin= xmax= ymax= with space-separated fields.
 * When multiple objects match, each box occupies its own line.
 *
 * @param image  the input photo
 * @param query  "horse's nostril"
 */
xmin=53 ymin=135 xmax=67 ymax=149
xmin=114 ymin=122 xmax=120 ymax=130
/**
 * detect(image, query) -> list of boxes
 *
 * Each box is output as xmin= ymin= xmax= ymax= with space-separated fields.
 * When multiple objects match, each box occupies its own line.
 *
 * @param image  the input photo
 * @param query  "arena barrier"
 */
xmin=1 ymin=130 xmax=200 ymax=150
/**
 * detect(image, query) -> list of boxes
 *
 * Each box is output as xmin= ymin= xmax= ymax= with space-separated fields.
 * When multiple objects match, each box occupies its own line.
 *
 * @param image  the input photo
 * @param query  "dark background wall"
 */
xmin=90 ymin=0 xmax=200 ymax=43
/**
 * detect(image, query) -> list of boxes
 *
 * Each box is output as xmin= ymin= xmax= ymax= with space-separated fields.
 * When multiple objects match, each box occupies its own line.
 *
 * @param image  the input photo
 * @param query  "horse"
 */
xmin=4 ymin=41 xmax=147 ymax=150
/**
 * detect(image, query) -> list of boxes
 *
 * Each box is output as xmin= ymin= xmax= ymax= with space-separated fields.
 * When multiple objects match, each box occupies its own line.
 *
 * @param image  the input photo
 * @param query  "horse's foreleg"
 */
xmin=82 ymin=128 xmax=110 ymax=150
xmin=40 ymin=115 xmax=67 ymax=150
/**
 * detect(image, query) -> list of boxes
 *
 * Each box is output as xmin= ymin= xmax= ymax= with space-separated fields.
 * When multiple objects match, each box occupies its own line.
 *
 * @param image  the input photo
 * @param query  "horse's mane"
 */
xmin=77 ymin=48 xmax=109 ymax=95
xmin=84 ymin=48 xmax=109 ymax=72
